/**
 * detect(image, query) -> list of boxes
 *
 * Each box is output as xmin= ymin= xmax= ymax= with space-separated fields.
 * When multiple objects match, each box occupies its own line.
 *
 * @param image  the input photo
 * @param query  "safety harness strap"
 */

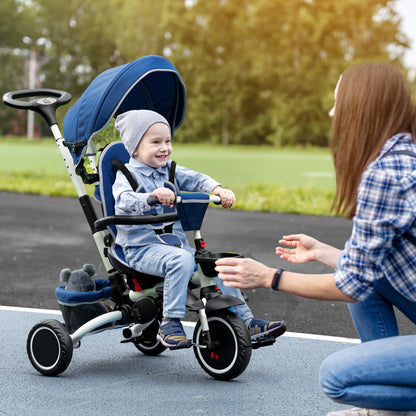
xmin=112 ymin=158 xmax=139 ymax=191
xmin=169 ymin=160 xmax=176 ymax=184
xmin=112 ymin=158 xmax=180 ymax=246
xmin=164 ymin=160 xmax=177 ymax=234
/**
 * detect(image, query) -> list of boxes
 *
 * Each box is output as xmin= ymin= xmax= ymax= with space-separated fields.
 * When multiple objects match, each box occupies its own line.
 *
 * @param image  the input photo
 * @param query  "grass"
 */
xmin=0 ymin=137 xmax=336 ymax=216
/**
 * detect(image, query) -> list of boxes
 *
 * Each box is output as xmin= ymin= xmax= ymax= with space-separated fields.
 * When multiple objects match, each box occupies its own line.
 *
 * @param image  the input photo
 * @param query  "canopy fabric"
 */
xmin=63 ymin=55 xmax=186 ymax=164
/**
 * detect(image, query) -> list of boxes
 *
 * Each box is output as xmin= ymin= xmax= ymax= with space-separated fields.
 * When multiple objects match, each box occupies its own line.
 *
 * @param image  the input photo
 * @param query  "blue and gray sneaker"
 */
xmin=157 ymin=319 xmax=192 ymax=349
xmin=248 ymin=318 xmax=286 ymax=348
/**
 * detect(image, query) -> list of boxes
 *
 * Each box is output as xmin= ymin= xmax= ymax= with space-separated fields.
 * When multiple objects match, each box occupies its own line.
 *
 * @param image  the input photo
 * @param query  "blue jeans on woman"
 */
xmin=124 ymin=243 xmax=253 ymax=323
xmin=319 ymin=335 xmax=416 ymax=411
xmin=348 ymin=277 xmax=416 ymax=342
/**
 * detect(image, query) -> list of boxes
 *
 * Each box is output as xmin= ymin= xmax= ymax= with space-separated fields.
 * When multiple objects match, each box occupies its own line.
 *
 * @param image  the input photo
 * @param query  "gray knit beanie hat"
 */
xmin=115 ymin=109 xmax=170 ymax=156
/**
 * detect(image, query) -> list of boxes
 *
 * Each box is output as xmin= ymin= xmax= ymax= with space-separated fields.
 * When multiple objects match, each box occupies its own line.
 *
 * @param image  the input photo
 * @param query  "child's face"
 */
xmin=133 ymin=122 xmax=172 ymax=168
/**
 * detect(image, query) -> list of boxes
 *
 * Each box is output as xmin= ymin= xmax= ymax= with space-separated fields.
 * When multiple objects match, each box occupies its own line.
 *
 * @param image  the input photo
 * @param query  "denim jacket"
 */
xmin=113 ymin=158 xmax=220 ymax=248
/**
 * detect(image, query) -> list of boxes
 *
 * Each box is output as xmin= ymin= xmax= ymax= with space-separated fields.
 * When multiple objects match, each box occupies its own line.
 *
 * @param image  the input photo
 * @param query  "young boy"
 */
xmin=113 ymin=109 xmax=286 ymax=349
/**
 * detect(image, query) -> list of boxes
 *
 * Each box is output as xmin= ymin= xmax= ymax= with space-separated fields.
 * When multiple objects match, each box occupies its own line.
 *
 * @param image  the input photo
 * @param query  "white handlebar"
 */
xmin=176 ymin=195 xmax=221 ymax=204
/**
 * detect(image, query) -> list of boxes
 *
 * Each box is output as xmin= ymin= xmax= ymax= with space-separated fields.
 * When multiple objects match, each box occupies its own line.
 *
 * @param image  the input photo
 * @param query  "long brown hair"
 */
xmin=330 ymin=62 xmax=416 ymax=219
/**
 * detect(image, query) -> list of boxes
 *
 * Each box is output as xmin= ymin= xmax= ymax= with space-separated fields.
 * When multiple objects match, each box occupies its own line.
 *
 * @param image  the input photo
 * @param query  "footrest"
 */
xmin=251 ymin=335 xmax=276 ymax=350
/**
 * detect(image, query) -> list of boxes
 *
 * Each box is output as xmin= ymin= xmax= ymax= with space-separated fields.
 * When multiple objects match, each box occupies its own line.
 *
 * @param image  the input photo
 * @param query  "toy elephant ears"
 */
xmin=82 ymin=264 xmax=96 ymax=277
xmin=60 ymin=268 xmax=72 ymax=283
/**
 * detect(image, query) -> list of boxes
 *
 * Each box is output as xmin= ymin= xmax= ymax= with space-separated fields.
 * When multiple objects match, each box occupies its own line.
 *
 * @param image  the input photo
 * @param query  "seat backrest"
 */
xmin=97 ymin=140 xmax=166 ymax=286
xmin=98 ymin=141 xmax=130 ymax=238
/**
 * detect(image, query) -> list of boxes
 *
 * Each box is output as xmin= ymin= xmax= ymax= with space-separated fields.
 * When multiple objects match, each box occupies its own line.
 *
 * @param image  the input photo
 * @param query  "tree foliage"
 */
xmin=0 ymin=0 xmax=39 ymax=135
xmin=0 ymin=0 xmax=411 ymax=146
xmin=162 ymin=0 xmax=407 ymax=146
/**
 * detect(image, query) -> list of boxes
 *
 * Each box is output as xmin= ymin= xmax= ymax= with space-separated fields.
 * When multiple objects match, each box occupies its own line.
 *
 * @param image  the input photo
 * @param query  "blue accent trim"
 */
xmin=56 ymin=279 xmax=112 ymax=305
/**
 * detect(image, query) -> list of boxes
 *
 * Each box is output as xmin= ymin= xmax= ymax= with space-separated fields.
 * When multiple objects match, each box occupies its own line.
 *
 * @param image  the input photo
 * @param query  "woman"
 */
xmin=215 ymin=62 xmax=416 ymax=414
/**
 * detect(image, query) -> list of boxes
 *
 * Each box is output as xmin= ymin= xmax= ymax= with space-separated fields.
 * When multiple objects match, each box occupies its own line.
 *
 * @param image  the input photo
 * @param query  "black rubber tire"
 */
xmin=193 ymin=311 xmax=252 ymax=380
xmin=132 ymin=320 xmax=166 ymax=356
xmin=133 ymin=338 xmax=166 ymax=356
xmin=27 ymin=319 xmax=73 ymax=376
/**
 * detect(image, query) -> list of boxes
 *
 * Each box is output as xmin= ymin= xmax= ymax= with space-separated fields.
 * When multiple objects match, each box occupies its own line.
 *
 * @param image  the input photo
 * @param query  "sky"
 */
xmin=395 ymin=0 xmax=416 ymax=69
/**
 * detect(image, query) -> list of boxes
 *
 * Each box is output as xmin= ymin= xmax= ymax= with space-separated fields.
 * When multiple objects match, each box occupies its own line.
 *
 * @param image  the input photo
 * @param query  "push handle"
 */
xmin=3 ymin=88 xmax=72 ymax=126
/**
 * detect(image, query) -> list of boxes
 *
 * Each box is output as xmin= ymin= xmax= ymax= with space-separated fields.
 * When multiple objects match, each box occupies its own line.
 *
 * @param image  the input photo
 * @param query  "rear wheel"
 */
xmin=193 ymin=311 xmax=252 ymax=380
xmin=27 ymin=319 xmax=73 ymax=376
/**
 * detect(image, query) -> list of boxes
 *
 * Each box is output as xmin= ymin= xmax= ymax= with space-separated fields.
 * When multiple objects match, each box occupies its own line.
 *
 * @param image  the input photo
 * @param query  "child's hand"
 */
xmin=212 ymin=186 xmax=235 ymax=208
xmin=151 ymin=188 xmax=176 ymax=207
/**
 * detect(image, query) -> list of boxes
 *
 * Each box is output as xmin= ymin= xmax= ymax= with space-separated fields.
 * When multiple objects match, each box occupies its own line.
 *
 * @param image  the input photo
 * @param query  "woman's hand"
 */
xmin=276 ymin=234 xmax=321 ymax=264
xmin=276 ymin=234 xmax=341 ymax=269
xmin=215 ymin=257 xmax=275 ymax=289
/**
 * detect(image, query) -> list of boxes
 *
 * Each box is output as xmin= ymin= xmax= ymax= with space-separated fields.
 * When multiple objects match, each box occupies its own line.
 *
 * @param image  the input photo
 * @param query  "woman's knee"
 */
xmin=319 ymin=353 xmax=347 ymax=400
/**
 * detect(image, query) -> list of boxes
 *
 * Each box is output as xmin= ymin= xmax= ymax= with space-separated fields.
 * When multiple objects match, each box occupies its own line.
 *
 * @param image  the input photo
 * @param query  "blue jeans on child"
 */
xmin=348 ymin=277 xmax=416 ymax=342
xmin=319 ymin=335 xmax=416 ymax=411
xmin=124 ymin=244 xmax=253 ymax=322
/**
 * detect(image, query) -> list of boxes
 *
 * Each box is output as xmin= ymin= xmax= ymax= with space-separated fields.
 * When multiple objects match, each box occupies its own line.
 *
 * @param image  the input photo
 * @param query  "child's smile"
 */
xmin=133 ymin=122 xmax=172 ymax=168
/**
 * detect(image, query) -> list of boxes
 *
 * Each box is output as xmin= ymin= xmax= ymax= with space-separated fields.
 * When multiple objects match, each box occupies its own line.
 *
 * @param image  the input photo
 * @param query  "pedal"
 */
xmin=192 ymin=342 xmax=208 ymax=349
xmin=168 ymin=340 xmax=193 ymax=350
xmin=251 ymin=335 xmax=276 ymax=350
xmin=120 ymin=338 xmax=135 ymax=344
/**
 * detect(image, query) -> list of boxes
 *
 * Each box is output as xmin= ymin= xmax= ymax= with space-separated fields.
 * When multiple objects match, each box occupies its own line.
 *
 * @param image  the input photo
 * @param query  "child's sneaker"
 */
xmin=248 ymin=318 xmax=287 ymax=341
xmin=157 ymin=318 xmax=192 ymax=349
xmin=326 ymin=408 xmax=416 ymax=416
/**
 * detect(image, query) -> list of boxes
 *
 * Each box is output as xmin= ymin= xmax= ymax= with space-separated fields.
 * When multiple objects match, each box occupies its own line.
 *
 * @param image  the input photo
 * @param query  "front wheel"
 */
xmin=193 ymin=311 xmax=252 ymax=380
xmin=132 ymin=320 xmax=166 ymax=356
xmin=27 ymin=319 xmax=73 ymax=376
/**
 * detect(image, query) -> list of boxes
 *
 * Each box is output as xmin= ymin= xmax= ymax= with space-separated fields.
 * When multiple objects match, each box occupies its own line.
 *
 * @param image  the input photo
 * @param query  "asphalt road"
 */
xmin=1 ymin=191 xmax=415 ymax=339
xmin=1 ymin=307 xmax=353 ymax=416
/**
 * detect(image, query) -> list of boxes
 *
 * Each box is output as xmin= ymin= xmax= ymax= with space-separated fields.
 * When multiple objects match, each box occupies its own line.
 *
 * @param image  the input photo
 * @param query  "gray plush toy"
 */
xmin=60 ymin=264 xmax=97 ymax=292
xmin=59 ymin=264 xmax=108 ymax=333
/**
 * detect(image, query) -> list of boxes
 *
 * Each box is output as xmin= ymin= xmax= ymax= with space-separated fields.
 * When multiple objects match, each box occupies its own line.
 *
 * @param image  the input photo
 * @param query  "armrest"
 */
xmin=94 ymin=213 xmax=179 ymax=231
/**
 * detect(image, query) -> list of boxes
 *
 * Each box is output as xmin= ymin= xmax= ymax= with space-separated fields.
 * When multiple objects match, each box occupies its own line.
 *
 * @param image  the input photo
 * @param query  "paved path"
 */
xmin=1 ymin=306 xmax=354 ymax=416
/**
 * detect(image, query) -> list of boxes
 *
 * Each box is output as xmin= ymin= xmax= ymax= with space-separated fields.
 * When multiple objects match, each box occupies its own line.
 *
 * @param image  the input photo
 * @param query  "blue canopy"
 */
xmin=63 ymin=55 xmax=186 ymax=164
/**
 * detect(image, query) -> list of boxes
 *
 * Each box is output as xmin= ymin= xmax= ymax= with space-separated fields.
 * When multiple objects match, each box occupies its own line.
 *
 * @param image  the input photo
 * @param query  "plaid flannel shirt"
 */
xmin=334 ymin=133 xmax=416 ymax=302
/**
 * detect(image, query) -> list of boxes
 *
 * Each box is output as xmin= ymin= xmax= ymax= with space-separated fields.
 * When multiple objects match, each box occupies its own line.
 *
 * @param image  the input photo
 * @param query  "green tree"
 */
xmin=2 ymin=0 xmax=410 ymax=145
xmin=33 ymin=0 xmax=171 ymax=96
xmin=164 ymin=0 xmax=407 ymax=146
xmin=32 ymin=0 xmax=116 ymax=95
xmin=0 ymin=0 xmax=38 ymax=135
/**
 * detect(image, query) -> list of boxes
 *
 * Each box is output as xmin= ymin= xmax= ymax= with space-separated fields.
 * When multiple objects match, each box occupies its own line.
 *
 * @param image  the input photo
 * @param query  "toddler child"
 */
xmin=113 ymin=109 xmax=286 ymax=349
